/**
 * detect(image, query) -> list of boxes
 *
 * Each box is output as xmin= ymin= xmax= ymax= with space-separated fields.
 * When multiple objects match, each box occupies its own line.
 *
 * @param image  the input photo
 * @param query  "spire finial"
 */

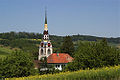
xmin=45 ymin=7 xmax=47 ymax=24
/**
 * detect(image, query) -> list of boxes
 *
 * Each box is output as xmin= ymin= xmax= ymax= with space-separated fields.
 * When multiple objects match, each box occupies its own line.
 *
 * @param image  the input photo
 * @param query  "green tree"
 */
xmin=0 ymin=51 xmax=37 ymax=78
xmin=0 ymin=59 xmax=3 ymax=78
xmin=39 ymin=57 xmax=55 ymax=75
xmin=60 ymin=36 xmax=74 ymax=56
xmin=66 ymin=40 xmax=120 ymax=71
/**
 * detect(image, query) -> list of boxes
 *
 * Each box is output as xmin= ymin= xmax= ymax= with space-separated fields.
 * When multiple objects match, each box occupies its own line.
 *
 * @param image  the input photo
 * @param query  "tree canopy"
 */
xmin=66 ymin=40 xmax=120 ymax=71
xmin=60 ymin=36 xmax=74 ymax=56
xmin=0 ymin=51 xmax=37 ymax=78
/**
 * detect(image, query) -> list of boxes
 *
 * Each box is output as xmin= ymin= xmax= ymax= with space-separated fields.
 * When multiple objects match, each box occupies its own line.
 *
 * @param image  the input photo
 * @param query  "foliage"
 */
xmin=39 ymin=57 xmax=56 ymax=75
xmin=0 ymin=58 xmax=3 ymax=78
xmin=0 ymin=32 xmax=119 ymax=44
xmin=39 ymin=57 xmax=48 ymax=69
xmin=0 ymin=51 xmax=37 ymax=78
xmin=66 ymin=40 xmax=120 ymax=71
xmin=0 ymin=32 xmax=119 ymax=56
xmin=71 ymin=34 xmax=120 ymax=44
xmin=0 ymin=39 xmax=10 ymax=46
xmin=0 ymin=31 xmax=119 ymax=48
xmin=5 ymin=65 xmax=120 ymax=80
xmin=0 ymin=39 xmax=39 ymax=60
xmin=0 ymin=32 xmax=42 ymax=40
xmin=60 ymin=36 xmax=74 ymax=56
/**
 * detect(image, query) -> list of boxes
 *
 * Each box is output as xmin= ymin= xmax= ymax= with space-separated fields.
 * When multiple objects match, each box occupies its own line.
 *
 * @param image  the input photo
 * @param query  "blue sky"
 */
xmin=0 ymin=0 xmax=119 ymax=37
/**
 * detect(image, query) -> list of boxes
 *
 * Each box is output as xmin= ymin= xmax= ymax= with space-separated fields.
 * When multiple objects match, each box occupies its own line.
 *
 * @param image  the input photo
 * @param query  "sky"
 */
xmin=0 ymin=0 xmax=119 ymax=37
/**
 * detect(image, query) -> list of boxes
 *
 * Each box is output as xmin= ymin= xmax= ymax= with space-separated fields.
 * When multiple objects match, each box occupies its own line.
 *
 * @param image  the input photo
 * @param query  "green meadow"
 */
xmin=0 ymin=46 xmax=13 ymax=59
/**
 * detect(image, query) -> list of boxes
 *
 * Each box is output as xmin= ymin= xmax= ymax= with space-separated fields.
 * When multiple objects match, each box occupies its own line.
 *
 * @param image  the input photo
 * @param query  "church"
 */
xmin=34 ymin=11 xmax=73 ymax=70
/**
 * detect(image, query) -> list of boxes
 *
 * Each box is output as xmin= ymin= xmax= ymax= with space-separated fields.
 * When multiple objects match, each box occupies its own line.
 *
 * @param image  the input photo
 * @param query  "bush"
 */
xmin=0 ymin=51 xmax=37 ymax=78
xmin=66 ymin=40 xmax=120 ymax=71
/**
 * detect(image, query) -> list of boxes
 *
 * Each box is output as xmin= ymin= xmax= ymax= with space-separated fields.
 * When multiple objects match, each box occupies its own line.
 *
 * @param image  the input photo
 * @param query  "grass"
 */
xmin=108 ymin=43 xmax=120 ymax=48
xmin=5 ymin=65 xmax=120 ymax=80
xmin=117 ymin=44 xmax=120 ymax=49
xmin=0 ymin=46 xmax=14 ymax=59
xmin=28 ymin=39 xmax=41 ymax=41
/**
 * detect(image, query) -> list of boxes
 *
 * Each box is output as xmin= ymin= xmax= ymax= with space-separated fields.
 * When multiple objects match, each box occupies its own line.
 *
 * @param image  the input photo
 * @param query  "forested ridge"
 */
xmin=0 ymin=31 xmax=119 ymax=43
xmin=0 ymin=31 xmax=119 ymax=60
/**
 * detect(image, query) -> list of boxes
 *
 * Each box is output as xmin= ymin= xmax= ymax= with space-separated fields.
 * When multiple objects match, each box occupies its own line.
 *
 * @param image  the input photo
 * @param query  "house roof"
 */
xmin=47 ymin=53 xmax=73 ymax=63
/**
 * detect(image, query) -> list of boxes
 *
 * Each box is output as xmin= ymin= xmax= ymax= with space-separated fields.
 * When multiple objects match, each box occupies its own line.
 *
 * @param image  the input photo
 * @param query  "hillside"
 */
xmin=0 ymin=32 xmax=119 ymax=44
xmin=0 ymin=32 xmax=120 ymax=79
xmin=0 ymin=32 xmax=119 ymax=59
xmin=0 ymin=46 xmax=14 ymax=58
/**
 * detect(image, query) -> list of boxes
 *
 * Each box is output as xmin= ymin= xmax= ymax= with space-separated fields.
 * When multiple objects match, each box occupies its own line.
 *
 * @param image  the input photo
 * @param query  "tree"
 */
xmin=0 ymin=51 xmax=37 ymax=78
xmin=0 ymin=59 xmax=3 ymax=78
xmin=66 ymin=40 xmax=120 ymax=71
xmin=39 ymin=57 xmax=55 ymax=75
xmin=60 ymin=36 xmax=74 ymax=56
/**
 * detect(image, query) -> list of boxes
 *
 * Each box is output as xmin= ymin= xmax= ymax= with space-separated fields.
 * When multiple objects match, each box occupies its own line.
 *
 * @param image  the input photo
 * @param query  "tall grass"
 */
xmin=5 ymin=65 xmax=120 ymax=80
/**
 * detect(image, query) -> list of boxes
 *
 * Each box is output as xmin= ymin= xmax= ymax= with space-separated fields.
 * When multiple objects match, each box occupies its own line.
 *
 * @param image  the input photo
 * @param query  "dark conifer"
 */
xmin=60 ymin=36 xmax=74 ymax=56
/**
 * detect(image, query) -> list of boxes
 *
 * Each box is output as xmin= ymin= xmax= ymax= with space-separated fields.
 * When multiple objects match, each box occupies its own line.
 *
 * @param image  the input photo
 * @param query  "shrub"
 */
xmin=66 ymin=40 xmax=120 ymax=71
xmin=0 ymin=51 xmax=37 ymax=78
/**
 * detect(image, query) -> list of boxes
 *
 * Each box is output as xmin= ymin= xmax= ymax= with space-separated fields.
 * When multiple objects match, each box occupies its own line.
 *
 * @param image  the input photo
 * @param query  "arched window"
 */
xmin=41 ymin=43 xmax=43 ymax=47
xmin=48 ymin=49 xmax=51 ymax=54
xmin=41 ymin=49 xmax=43 ymax=55
xmin=48 ymin=43 xmax=50 ymax=47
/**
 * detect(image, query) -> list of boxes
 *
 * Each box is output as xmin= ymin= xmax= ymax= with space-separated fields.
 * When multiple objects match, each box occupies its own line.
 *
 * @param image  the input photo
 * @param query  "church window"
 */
xmin=41 ymin=43 xmax=43 ymax=47
xmin=56 ymin=65 xmax=58 ymax=67
xmin=48 ymin=49 xmax=51 ymax=54
xmin=41 ymin=49 xmax=43 ymax=55
xmin=56 ymin=65 xmax=60 ymax=68
xmin=48 ymin=43 xmax=50 ymax=47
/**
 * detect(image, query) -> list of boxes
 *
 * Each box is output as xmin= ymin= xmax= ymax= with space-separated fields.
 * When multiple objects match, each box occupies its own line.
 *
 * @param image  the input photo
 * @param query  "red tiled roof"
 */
xmin=47 ymin=53 xmax=73 ymax=63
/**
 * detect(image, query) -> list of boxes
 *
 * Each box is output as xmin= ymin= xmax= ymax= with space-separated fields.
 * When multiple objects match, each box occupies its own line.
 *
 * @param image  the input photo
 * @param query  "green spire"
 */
xmin=45 ymin=8 xmax=47 ymax=24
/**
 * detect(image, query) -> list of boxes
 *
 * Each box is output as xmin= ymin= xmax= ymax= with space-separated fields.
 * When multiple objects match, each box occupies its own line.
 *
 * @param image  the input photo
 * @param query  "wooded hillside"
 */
xmin=0 ymin=31 xmax=119 ymax=59
xmin=0 ymin=31 xmax=119 ymax=43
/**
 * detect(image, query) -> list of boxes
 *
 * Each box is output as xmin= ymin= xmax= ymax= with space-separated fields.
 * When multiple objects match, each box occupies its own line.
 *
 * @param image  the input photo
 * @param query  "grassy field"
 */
xmin=28 ymin=39 xmax=41 ymax=41
xmin=117 ymin=44 xmax=120 ymax=49
xmin=108 ymin=43 xmax=120 ymax=49
xmin=5 ymin=65 xmax=120 ymax=80
xmin=0 ymin=46 xmax=14 ymax=59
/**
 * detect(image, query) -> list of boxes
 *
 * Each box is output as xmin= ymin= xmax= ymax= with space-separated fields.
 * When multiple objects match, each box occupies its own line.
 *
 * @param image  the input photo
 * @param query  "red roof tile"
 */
xmin=47 ymin=53 xmax=73 ymax=63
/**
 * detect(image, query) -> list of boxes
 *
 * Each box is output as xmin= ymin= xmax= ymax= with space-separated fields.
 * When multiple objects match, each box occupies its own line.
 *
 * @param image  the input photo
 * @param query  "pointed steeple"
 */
xmin=44 ymin=8 xmax=48 ymax=31
xmin=44 ymin=8 xmax=48 ymax=35
xmin=38 ymin=8 xmax=53 ymax=60
xmin=45 ymin=9 xmax=47 ymax=24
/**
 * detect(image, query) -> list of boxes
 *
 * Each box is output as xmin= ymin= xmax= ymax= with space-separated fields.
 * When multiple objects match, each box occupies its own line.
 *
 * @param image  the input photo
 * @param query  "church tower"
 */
xmin=38 ymin=10 xmax=53 ymax=60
